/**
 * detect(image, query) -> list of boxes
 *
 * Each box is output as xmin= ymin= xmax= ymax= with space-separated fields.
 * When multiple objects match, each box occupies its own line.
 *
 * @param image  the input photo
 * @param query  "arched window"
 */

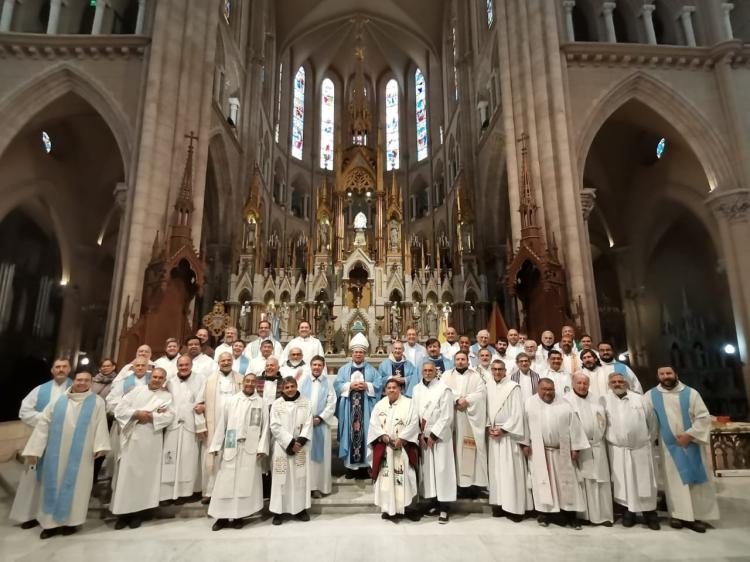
xmin=486 ymin=0 xmax=495 ymax=27
xmin=415 ymin=69 xmax=429 ymax=161
xmin=385 ymin=79 xmax=399 ymax=171
xmin=274 ymin=63 xmax=283 ymax=143
xmin=41 ymin=131 xmax=52 ymax=154
xmin=452 ymin=25 xmax=459 ymax=101
xmin=320 ymin=79 xmax=335 ymax=170
xmin=291 ymin=67 xmax=305 ymax=159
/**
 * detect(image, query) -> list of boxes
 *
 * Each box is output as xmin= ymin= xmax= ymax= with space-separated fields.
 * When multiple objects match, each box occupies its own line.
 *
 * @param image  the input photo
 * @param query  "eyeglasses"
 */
xmin=491 ymin=368 xmax=506 ymax=371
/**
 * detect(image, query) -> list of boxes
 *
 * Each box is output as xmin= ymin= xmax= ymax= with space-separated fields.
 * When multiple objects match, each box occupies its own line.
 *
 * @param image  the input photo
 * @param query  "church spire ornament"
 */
xmin=348 ymin=16 xmax=371 ymax=145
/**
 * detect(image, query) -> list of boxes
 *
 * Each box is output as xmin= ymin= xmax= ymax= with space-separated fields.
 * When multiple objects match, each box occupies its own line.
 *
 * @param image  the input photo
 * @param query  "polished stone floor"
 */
xmin=1 ymin=472 xmax=749 ymax=562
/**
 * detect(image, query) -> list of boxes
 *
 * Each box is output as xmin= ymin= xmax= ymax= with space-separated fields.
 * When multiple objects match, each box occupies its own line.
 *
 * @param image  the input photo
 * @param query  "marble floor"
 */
xmin=1 ymin=475 xmax=749 ymax=562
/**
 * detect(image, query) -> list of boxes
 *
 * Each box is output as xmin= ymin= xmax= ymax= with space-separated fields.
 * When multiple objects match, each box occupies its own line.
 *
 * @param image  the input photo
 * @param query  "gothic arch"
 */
xmin=577 ymin=72 xmax=737 ymax=191
xmin=0 ymin=64 xmax=133 ymax=182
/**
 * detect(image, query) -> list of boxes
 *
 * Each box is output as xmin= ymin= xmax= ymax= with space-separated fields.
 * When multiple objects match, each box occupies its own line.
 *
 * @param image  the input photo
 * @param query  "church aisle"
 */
xmin=2 ymin=477 xmax=750 ymax=562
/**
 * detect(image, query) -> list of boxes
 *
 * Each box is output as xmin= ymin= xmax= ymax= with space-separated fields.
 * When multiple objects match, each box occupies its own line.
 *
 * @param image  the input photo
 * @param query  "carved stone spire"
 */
xmin=348 ymin=16 xmax=371 ymax=145
xmin=517 ymin=133 xmax=539 ymax=233
xmin=169 ymin=131 xmax=198 ymax=254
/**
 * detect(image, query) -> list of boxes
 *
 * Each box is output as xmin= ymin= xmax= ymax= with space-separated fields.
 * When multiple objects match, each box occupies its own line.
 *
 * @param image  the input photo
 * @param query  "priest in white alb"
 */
xmin=598 ymin=342 xmax=643 ymax=394
xmin=411 ymin=361 xmax=455 ymax=524
xmin=440 ymin=351 xmax=487 ymax=498
xmin=154 ymin=338 xmax=180 ymax=380
xmin=486 ymin=359 xmax=528 ymax=521
xmin=11 ymin=358 xmax=72 ymax=529
xmin=22 ymin=371 xmax=110 ymax=539
xmin=243 ymin=319 xmax=283 ymax=359
xmin=645 ymin=366 xmax=718 ymax=533
xmin=269 ymin=376 xmax=313 ymax=525
xmin=298 ymin=355 xmax=336 ymax=497
xmin=369 ymin=378 xmax=421 ymax=522
xmin=280 ymin=320 xmax=325 ymax=364
xmin=603 ymin=372 xmax=660 ymax=530
xmin=280 ymin=346 xmax=312 ymax=381
xmin=565 ymin=372 xmax=613 ymax=526
xmin=160 ymin=356 xmax=206 ymax=503
xmin=522 ymin=378 xmax=590 ymax=529
xmin=111 ymin=368 xmax=175 ymax=530
xmin=208 ymin=373 xmax=269 ymax=531
xmin=113 ymin=344 xmax=154 ymax=382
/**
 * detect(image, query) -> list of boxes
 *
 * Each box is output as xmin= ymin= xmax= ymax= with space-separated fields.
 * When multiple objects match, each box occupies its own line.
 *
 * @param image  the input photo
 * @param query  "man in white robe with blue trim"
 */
xmin=22 ymin=371 xmax=110 ymax=538
xmin=645 ymin=366 xmax=718 ymax=533
xmin=598 ymin=342 xmax=643 ymax=394
xmin=335 ymin=333 xmax=381 ymax=479
xmin=298 ymin=355 xmax=336 ymax=497
xmin=208 ymin=373 xmax=269 ymax=530
xmin=11 ymin=358 xmax=72 ymax=529
xmin=231 ymin=340 xmax=251 ymax=375
xmin=378 ymin=340 xmax=419 ymax=397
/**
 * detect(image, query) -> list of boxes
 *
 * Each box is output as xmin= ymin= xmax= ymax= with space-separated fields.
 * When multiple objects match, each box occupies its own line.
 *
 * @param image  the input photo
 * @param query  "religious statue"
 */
xmin=280 ymin=303 xmax=290 ymax=337
xmin=318 ymin=221 xmax=329 ymax=252
xmin=354 ymin=211 xmax=367 ymax=229
xmin=389 ymin=220 xmax=399 ymax=250
xmin=267 ymin=305 xmax=281 ymax=341
xmin=426 ymin=305 xmax=438 ymax=338
xmin=243 ymin=219 xmax=256 ymax=249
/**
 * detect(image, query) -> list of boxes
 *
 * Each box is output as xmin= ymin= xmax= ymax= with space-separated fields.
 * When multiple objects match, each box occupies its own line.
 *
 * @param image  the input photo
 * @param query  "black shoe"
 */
xmin=61 ymin=526 xmax=77 ymax=536
xmin=537 ymin=514 xmax=549 ymax=527
xmin=159 ymin=499 xmax=174 ymax=507
xmin=311 ymin=490 xmax=323 ymax=499
xmin=356 ymin=468 xmax=371 ymax=480
xmin=232 ymin=518 xmax=245 ymax=529
xmin=39 ymin=528 xmax=58 ymax=539
xmin=405 ymin=510 xmax=421 ymax=522
xmin=174 ymin=496 xmax=189 ymax=505
xmin=669 ymin=518 xmax=684 ymax=529
xmin=491 ymin=506 xmax=503 ymax=518
xmin=21 ymin=519 xmax=39 ymax=530
xmin=345 ymin=469 xmax=357 ymax=480
xmin=296 ymin=510 xmax=310 ymax=522
xmin=600 ymin=521 xmax=613 ymax=527
xmin=438 ymin=511 xmax=449 ymax=524
xmin=686 ymin=520 xmax=707 ymax=533
xmin=381 ymin=513 xmax=398 ymax=523
xmin=114 ymin=517 xmax=129 ymax=530
xmin=644 ymin=512 xmax=660 ymax=531
xmin=128 ymin=516 xmax=142 ymax=529
xmin=272 ymin=514 xmax=283 ymax=526
xmin=571 ymin=519 xmax=582 ymax=530
xmin=212 ymin=519 xmax=228 ymax=531
xmin=622 ymin=511 xmax=636 ymax=528
xmin=507 ymin=513 xmax=524 ymax=523
xmin=424 ymin=505 xmax=439 ymax=517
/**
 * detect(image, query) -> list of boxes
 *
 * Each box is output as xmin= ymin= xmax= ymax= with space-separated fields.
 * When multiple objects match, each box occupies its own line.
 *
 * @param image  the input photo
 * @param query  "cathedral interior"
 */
xmin=0 ymin=0 xmax=749 ymax=420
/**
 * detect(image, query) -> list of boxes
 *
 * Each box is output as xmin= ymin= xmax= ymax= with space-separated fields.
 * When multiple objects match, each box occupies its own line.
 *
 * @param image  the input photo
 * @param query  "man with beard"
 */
xmin=539 ymin=330 xmax=555 ymax=361
xmin=474 ymin=348 xmax=494 ymax=383
xmin=597 ymin=342 xmax=643 ymax=394
xmin=645 ymin=366 xmax=718 ymax=532
xmin=248 ymin=339 xmax=277 ymax=376
xmin=280 ymin=346 xmax=311 ymax=381
xmin=579 ymin=349 xmax=608 ymax=399
xmin=494 ymin=336 xmax=510 ymax=362
xmin=559 ymin=336 xmax=580 ymax=376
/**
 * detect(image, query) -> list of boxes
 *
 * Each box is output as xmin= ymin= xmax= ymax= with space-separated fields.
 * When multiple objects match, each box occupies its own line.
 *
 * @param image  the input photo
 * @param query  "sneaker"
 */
xmin=272 ymin=514 xmax=283 ymax=526
xmin=438 ymin=512 xmax=449 ymax=524
xmin=296 ymin=510 xmax=310 ymax=522
xmin=212 ymin=519 xmax=227 ymax=532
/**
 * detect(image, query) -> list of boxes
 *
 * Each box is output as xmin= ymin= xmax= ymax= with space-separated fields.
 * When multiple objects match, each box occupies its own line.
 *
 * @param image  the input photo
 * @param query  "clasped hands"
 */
xmin=381 ymin=434 xmax=403 ymax=449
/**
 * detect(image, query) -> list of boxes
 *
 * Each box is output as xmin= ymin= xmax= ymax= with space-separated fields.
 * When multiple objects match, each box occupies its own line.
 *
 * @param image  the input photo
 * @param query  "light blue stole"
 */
xmin=238 ymin=355 xmax=249 ymax=375
xmin=42 ymin=393 xmax=97 ymax=523
xmin=298 ymin=375 xmax=331 ymax=462
xmin=123 ymin=372 xmax=150 ymax=394
xmin=334 ymin=362 xmax=380 ymax=461
xmin=650 ymin=386 xmax=708 ymax=485
xmin=36 ymin=379 xmax=72 ymax=412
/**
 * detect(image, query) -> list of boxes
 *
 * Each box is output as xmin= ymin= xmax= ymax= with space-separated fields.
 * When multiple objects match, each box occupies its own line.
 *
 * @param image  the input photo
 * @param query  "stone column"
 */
xmin=46 ymin=0 xmax=64 ymax=34
xmin=562 ymin=1 xmax=576 ymax=42
xmin=102 ymin=182 xmax=131 ymax=355
xmin=579 ymin=188 xmax=601 ymax=341
xmin=640 ymin=3 xmax=657 ymax=44
xmin=601 ymin=2 xmax=617 ymax=43
xmin=91 ymin=0 xmax=106 ymax=34
xmin=0 ymin=0 xmax=15 ymax=32
xmin=135 ymin=0 xmax=146 ymax=34
xmin=678 ymin=5 xmax=697 ymax=47
xmin=721 ymin=3 xmax=735 ymax=40
xmin=706 ymin=188 xmax=750 ymax=406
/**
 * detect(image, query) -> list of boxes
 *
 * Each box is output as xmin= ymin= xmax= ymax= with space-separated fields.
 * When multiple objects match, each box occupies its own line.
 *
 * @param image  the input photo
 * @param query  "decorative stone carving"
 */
xmin=708 ymin=189 xmax=750 ymax=223
xmin=580 ymin=187 xmax=597 ymax=221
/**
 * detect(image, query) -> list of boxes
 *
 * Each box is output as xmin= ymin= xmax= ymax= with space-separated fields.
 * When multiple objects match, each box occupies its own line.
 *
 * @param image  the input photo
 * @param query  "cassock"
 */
xmin=543 ymin=368 xmax=572 ymax=395
xmin=298 ymin=372 xmax=337 ymax=494
xmin=565 ymin=392 xmax=613 ymax=524
xmin=377 ymin=356 xmax=419 ymax=397
xmin=269 ymin=393 xmax=313 ymax=515
xmin=243 ymin=337 xmax=283 ymax=360
xmin=523 ymin=394 xmax=590 ymax=513
xmin=161 ymin=373 xmax=206 ymax=501
xmin=600 ymin=360 xmax=643 ymax=394
xmin=22 ymin=390 xmax=110 ymax=529
xmin=486 ymin=377 xmax=528 ymax=515
xmin=334 ymin=362 xmax=381 ymax=470
xmin=192 ymin=353 xmax=218 ymax=380
xmin=111 ymin=386 xmax=175 ymax=515
xmin=645 ymin=383 xmax=719 ymax=522
xmin=403 ymin=342 xmax=427 ymax=368
xmin=441 ymin=367 xmax=488 ymax=487
xmin=603 ymin=390 xmax=658 ymax=512
xmin=281 ymin=336 xmax=325 ymax=364
xmin=11 ymin=378 xmax=71 ymax=524
xmin=154 ymin=355 xmax=179 ymax=379
xmin=198 ymin=370 xmax=243 ymax=495
xmin=208 ymin=391 xmax=269 ymax=519
xmin=368 ymin=395 xmax=420 ymax=515
xmin=412 ymin=379 xmax=456 ymax=502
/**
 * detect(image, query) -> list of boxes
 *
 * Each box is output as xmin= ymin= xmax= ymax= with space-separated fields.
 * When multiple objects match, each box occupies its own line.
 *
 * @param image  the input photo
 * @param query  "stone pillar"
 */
xmin=721 ymin=3 xmax=735 ymax=40
xmin=678 ymin=5 xmax=697 ymax=47
xmin=102 ymin=182 xmax=130 ymax=355
xmin=46 ymin=0 xmax=64 ymax=34
xmin=706 ymin=188 xmax=750 ymax=407
xmin=91 ymin=0 xmax=107 ymax=34
xmin=640 ymin=3 xmax=657 ymax=44
xmin=0 ymin=0 xmax=15 ymax=32
xmin=562 ymin=1 xmax=576 ymax=42
xmin=601 ymin=2 xmax=617 ymax=43
xmin=135 ymin=0 xmax=146 ymax=34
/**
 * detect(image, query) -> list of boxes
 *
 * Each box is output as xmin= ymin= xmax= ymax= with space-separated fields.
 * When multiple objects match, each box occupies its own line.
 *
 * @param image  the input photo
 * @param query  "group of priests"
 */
xmin=10 ymin=321 xmax=719 ymax=537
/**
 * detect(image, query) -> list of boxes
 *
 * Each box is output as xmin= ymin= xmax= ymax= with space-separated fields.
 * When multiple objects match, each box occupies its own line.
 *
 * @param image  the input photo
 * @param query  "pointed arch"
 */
xmin=291 ymin=66 xmax=306 ymax=159
xmin=577 ymin=72 xmax=737 ymax=191
xmin=0 ymin=65 xmax=133 ymax=182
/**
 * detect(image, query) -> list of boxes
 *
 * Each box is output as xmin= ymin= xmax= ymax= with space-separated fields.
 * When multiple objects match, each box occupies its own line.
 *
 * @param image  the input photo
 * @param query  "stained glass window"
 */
xmin=487 ymin=0 xmax=495 ymax=27
xmin=291 ymin=67 xmax=305 ymax=159
xmin=275 ymin=63 xmax=283 ymax=143
xmin=320 ymin=78 xmax=335 ymax=170
xmin=415 ymin=69 xmax=428 ymax=161
xmin=41 ymin=131 xmax=52 ymax=154
xmin=656 ymin=137 xmax=666 ymax=159
xmin=385 ymin=79 xmax=399 ymax=171
xmin=452 ymin=26 xmax=459 ymax=101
